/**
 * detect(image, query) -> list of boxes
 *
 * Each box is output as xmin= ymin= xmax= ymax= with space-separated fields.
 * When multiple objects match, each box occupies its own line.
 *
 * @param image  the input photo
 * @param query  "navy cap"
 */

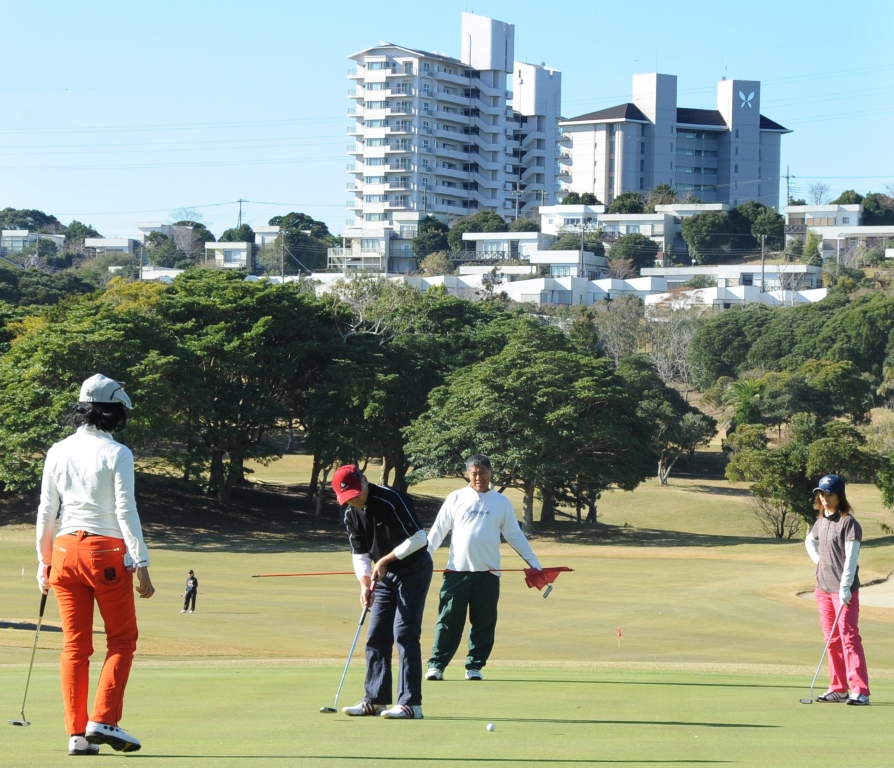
xmin=813 ymin=474 xmax=845 ymax=495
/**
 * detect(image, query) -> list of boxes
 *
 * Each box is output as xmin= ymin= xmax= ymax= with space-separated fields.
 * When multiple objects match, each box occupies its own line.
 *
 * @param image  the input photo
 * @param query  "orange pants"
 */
xmin=50 ymin=532 xmax=138 ymax=735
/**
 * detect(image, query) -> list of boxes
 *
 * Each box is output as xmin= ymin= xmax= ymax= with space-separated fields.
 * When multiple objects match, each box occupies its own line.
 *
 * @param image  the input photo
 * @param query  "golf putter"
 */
xmin=8 ymin=591 xmax=48 ymax=727
xmin=800 ymin=601 xmax=846 ymax=704
xmin=321 ymin=585 xmax=375 ymax=713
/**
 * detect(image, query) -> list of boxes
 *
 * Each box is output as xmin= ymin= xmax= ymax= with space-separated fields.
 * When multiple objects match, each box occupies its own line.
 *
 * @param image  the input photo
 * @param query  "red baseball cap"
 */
xmin=332 ymin=465 xmax=364 ymax=504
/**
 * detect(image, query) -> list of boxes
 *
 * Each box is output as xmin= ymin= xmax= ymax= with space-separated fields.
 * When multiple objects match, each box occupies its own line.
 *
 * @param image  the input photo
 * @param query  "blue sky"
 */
xmin=1 ymin=0 xmax=891 ymax=239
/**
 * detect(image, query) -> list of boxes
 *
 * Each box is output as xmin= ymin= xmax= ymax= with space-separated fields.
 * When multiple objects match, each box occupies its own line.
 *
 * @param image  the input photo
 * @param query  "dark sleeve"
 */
xmin=344 ymin=507 xmax=369 ymax=556
xmin=389 ymin=488 xmax=424 ymax=537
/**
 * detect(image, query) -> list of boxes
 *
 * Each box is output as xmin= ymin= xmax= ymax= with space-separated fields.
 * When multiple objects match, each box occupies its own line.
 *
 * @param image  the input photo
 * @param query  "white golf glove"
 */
xmin=839 ymin=585 xmax=852 ymax=606
xmin=36 ymin=563 xmax=51 ymax=594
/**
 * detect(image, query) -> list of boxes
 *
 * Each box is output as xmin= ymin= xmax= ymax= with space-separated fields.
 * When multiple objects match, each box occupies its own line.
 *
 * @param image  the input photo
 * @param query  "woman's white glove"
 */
xmin=36 ymin=563 xmax=51 ymax=594
xmin=839 ymin=585 xmax=852 ymax=606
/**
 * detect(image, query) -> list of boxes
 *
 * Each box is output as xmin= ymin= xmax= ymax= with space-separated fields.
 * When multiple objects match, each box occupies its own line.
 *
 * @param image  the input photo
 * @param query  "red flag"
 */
xmin=617 ymin=627 xmax=622 ymax=639
xmin=523 ymin=566 xmax=573 ymax=591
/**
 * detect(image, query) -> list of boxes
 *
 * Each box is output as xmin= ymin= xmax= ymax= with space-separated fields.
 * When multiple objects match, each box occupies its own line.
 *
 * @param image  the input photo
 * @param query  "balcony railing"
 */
xmin=785 ymin=224 xmax=807 ymax=234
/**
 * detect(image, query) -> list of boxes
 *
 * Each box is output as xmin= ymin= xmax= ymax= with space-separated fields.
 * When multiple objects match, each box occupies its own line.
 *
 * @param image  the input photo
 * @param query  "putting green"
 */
xmin=3 ymin=471 xmax=894 ymax=766
xmin=1 ymin=664 xmax=892 ymax=767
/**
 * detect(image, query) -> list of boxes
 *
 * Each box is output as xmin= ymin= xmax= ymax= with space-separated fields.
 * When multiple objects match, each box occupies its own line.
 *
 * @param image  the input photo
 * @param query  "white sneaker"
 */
xmin=85 ymin=722 xmax=141 ymax=753
xmin=68 ymin=735 xmax=100 ymax=756
xmin=180 ymin=610 xmax=187 ymax=613
xmin=381 ymin=704 xmax=423 ymax=719
xmin=342 ymin=701 xmax=386 ymax=716
xmin=465 ymin=669 xmax=483 ymax=680
xmin=425 ymin=667 xmax=444 ymax=681
xmin=188 ymin=610 xmax=194 ymax=614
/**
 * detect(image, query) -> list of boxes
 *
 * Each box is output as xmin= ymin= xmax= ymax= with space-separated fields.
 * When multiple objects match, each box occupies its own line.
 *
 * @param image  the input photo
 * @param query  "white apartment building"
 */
xmin=84 ymin=238 xmax=140 ymax=255
xmin=336 ymin=12 xmax=561 ymax=273
xmin=0 ymin=229 xmax=66 ymax=253
xmin=559 ymin=74 xmax=790 ymax=209
xmin=783 ymin=204 xmax=894 ymax=263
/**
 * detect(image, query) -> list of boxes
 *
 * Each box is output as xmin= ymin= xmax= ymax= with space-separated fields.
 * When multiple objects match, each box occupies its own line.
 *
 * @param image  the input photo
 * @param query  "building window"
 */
xmin=741 ymin=274 xmax=753 ymax=286
xmin=364 ymin=176 xmax=385 ymax=184
xmin=640 ymin=124 xmax=646 ymax=137
xmin=362 ymin=238 xmax=385 ymax=250
xmin=366 ymin=119 xmax=388 ymax=128
xmin=366 ymin=157 xmax=385 ymax=166
xmin=367 ymin=62 xmax=390 ymax=71
xmin=639 ymin=178 xmax=644 ymax=189
xmin=223 ymin=249 xmax=243 ymax=264
xmin=641 ymin=142 xmax=645 ymax=155
xmin=734 ymin=164 xmax=738 ymax=173
xmin=422 ymin=177 xmax=429 ymax=185
xmin=640 ymin=159 xmax=644 ymax=172
xmin=843 ymin=217 xmax=850 ymax=224
xmin=364 ymin=195 xmax=386 ymax=203
xmin=735 ymin=129 xmax=739 ymax=138
xmin=364 ymin=213 xmax=386 ymax=222
xmin=423 ymin=62 xmax=430 ymax=71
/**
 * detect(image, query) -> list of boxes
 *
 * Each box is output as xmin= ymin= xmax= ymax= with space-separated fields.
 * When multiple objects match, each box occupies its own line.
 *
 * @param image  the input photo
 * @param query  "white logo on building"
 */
xmin=739 ymin=91 xmax=754 ymax=109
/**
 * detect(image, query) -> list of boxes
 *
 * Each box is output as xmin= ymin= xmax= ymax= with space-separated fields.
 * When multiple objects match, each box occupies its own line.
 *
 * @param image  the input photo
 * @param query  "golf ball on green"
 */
xmin=486 ymin=723 xmax=495 ymax=731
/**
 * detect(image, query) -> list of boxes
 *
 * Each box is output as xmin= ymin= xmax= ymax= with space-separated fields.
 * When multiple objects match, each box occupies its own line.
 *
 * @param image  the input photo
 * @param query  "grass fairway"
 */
xmin=3 ymin=462 xmax=894 ymax=766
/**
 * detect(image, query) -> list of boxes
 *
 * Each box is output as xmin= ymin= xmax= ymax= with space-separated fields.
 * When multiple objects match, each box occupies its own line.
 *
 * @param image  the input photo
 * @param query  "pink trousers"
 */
xmin=50 ymin=532 xmax=138 ymax=734
xmin=814 ymin=588 xmax=869 ymax=697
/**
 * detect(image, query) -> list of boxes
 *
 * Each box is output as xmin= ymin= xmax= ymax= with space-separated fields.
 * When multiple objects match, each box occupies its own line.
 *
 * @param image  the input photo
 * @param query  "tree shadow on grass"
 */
xmin=541 ymin=523 xmax=775 ymax=549
xmin=678 ymin=484 xmax=752 ymax=498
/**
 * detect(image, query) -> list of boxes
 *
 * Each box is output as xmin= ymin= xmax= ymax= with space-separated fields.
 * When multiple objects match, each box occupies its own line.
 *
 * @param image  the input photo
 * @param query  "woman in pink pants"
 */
xmin=805 ymin=474 xmax=870 ymax=705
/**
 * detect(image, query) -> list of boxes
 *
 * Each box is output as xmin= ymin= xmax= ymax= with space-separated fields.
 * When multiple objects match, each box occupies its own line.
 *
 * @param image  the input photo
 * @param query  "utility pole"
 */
xmin=236 ymin=199 xmax=247 ymax=227
xmin=760 ymin=234 xmax=766 ymax=292
xmin=280 ymin=230 xmax=285 ymax=280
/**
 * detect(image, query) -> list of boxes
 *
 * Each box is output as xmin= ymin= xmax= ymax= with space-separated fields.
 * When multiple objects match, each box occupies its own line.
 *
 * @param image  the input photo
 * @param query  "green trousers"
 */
xmin=428 ymin=571 xmax=500 ymax=671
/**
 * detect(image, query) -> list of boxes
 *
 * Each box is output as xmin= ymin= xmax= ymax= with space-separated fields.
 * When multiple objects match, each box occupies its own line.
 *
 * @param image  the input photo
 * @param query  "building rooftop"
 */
xmin=563 ymin=104 xmax=789 ymax=133
xmin=562 ymin=103 xmax=649 ymax=124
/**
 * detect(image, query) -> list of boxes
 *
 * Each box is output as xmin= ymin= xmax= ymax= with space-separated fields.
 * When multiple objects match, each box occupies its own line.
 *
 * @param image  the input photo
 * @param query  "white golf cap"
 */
xmin=79 ymin=374 xmax=133 ymax=410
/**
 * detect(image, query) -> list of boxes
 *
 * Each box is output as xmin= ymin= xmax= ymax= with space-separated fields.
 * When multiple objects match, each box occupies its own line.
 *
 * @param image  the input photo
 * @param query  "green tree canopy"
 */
xmin=830 ymin=189 xmax=863 ymax=205
xmin=218 ymin=224 xmax=255 ymax=243
xmin=508 ymin=217 xmax=540 ymax=232
xmin=0 ymin=207 xmax=63 ymax=232
xmin=750 ymin=209 xmax=785 ymax=250
xmin=607 ymin=192 xmax=646 ymax=214
xmin=447 ymin=212 xmax=507 ymax=251
xmin=63 ymin=221 xmax=102 ymax=255
xmin=548 ymin=232 xmax=605 ymax=258
xmin=405 ymin=330 xmax=656 ymax=532
xmin=681 ymin=210 xmax=731 ymax=264
xmin=616 ymin=356 xmax=716 ymax=484
xmin=412 ymin=215 xmax=449 ymax=257
xmin=609 ymin=233 xmax=660 ymax=271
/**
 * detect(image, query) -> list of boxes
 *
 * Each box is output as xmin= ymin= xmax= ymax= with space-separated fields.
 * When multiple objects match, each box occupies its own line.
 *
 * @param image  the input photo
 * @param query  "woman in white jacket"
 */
xmin=36 ymin=375 xmax=155 ymax=755
xmin=805 ymin=474 xmax=870 ymax=705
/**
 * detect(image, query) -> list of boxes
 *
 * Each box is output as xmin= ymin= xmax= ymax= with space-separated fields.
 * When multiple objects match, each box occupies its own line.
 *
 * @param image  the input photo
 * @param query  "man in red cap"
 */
xmin=332 ymin=464 xmax=432 ymax=719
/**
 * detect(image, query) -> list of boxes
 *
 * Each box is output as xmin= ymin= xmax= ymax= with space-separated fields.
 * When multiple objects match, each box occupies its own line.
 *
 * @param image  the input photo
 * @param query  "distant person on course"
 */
xmin=333 ymin=464 xmax=433 ymax=719
xmin=181 ymin=569 xmax=198 ymax=613
xmin=425 ymin=454 xmax=542 ymax=682
xmin=805 ymin=474 xmax=871 ymax=705
xmin=36 ymin=374 xmax=155 ymax=756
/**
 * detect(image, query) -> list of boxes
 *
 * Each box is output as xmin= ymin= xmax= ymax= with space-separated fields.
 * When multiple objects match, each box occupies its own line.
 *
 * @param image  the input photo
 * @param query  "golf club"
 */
xmin=320 ymin=588 xmax=374 ymax=714
xmin=8 ymin=591 xmax=48 ymax=727
xmin=800 ymin=600 xmax=846 ymax=704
